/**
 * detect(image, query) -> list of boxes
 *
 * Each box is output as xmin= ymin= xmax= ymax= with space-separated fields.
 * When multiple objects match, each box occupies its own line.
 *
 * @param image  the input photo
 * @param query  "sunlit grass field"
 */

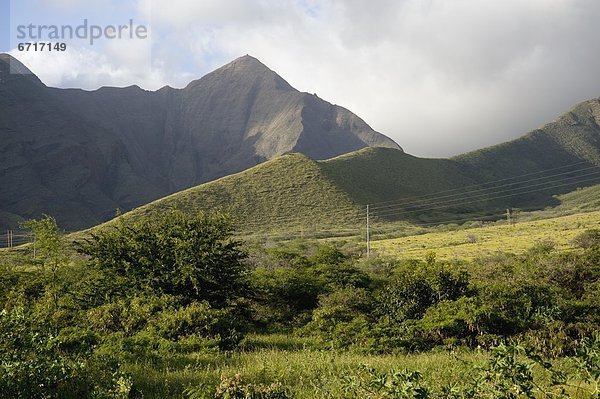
xmin=371 ymin=210 xmax=600 ymax=259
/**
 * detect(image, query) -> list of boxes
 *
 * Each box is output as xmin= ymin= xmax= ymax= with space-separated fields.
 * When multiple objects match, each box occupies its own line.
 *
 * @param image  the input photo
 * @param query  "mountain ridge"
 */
xmin=0 ymin=53 xmax=400 ymax=230
xmin=95 ymin=96 xmax=600 ymax=234
xmin=2 ymin=53 xmax=600 ymax=233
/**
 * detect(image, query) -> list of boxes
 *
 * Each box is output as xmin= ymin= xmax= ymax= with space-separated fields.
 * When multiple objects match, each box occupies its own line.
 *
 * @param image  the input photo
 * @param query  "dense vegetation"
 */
xmin=1 ymin=212 xmax=599 ymax=398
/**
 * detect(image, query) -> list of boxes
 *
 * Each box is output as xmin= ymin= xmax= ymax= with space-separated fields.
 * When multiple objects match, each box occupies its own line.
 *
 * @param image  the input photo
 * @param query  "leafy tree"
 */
xmin=21 ymin=214 xmax=66 ymax=270
xmin=376 ymin=265 xmax=470 ymax=324
xmin=309 ymin=245 xmax=348 ymax=266
xmin=76 ymin=210 xmax=248 ymax=307
xmin=249 ymin=266 xmax=324 ymax=327
xmin=22 ymin=215 xmax=68 ymax=309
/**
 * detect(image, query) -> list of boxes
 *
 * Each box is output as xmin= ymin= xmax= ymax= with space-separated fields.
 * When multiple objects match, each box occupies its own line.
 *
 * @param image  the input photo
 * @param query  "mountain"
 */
xmin=99 ymin=98 xmax=600 ymax=235
xmin=455 ymin=99 xmax=600 ymax=175
xmin=0 ymin=54 xmax=400 ymax=230
xmin=320 ymin=99 xmax=600 ymax=218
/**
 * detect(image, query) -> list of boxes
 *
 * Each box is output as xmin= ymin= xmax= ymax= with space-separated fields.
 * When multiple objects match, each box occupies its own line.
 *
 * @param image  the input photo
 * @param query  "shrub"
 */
xmin=376 ymin=265 xmax=470 ymax=324
xmin=573 ymin=229 xmax=600 ymax=249
xmin=0 ymin=307 xmax=130 ymax=399
xmin=77 ymin=210 xmax=248 ymax=307
xmin=185 ymin=374 xmax=292 ymax=399
xmin=88 ymin=294 xmax=245 ymax=351
xmin=303 ymin=288 xmax=373 ymax=349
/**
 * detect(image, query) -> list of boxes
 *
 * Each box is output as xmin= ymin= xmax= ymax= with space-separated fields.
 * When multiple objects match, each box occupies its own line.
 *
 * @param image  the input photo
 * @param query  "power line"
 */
xmin=369 ymin=213 xmax=507 ymax=232
xmin=369 ymin=164 xmax=600 ymax=211
xmin=236 ymin=172 xmax=600 ymax=238
xmin=366 ymin=160 xmax=592 ymax=208
xmin=369 ymin=173 xmax=600 ymax=219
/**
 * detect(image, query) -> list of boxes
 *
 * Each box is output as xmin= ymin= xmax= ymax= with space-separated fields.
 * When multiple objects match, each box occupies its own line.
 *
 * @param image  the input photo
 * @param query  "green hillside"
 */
xmin=104 ymin=153 xmax=364 ymax=236
xmin=87 ymin=147 xmax=600 ymax=240
xmin=553 ymin=183 xmax=600 ymax=212
xmin=455 ymin=99 xmax=600 ymax=181
xmin=320 ymin=148 xmax=480 ymax=208
xmin=89 ymin=148 xmax=489 ymax=238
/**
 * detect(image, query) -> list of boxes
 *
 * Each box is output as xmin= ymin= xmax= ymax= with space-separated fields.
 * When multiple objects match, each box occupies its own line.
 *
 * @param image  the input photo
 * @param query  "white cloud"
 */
xmin=9 ymin=44 xmax=190 ymax=90
xmin=11 ymin=0 xmax=600 ymax=157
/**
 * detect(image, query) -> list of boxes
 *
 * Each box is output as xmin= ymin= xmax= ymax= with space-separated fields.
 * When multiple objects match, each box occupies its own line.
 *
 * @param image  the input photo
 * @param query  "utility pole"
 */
xmin=366 ymin=204 xmax=371 ymax=257
xmin=506 ymin=209 xmax=512 ymax=225
xmin=33 ymin=234 xmax=36 ymax=259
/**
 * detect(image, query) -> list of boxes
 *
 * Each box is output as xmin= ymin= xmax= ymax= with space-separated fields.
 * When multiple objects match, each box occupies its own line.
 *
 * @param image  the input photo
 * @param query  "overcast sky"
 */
xmin=4 ymin=0 xmax=600 ymax=157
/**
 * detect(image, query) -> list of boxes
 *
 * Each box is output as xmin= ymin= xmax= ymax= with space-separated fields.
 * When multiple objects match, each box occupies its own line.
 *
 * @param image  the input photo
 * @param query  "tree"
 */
xmin=22 ymin=214 xmax=66 ymax=271
xmin=76 ymin=210 xmax=248 ymax=307
xmin=22 ymin=215 xmax=68 ymax=308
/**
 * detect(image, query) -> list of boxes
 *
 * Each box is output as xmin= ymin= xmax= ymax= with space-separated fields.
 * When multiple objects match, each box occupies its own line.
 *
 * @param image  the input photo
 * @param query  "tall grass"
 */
xmin=125 ymin=340 xmax=488 ymax=398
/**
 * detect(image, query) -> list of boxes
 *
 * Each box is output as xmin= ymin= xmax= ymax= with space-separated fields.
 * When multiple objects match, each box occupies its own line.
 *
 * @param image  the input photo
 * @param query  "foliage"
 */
xmin=247 ymin=245 xmax=369 ymax=329
xmin=3 ymin=211 xmax=600 ymax=397
xmin=0 ymin=307 xmax=131 ymax=399
xmin=573 ymin=229 xmax=600 ymax=249
xmin=375 ymin=264 xmax=470 ymax=324
xmin=21 ymin=214 xmax=67 ymax=270
xmin=340 ymin=366 xmax=430 ymax=399
xmin=184 ymin=374 xmax=292 ymax=399
xmin=338 ymin=339 xmax=600 ymax=398
xmin=77 ymin=210 xmax=248 ymax=307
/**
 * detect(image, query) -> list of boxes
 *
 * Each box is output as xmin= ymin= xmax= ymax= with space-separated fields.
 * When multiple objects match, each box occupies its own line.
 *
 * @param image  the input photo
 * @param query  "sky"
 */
xmin=3 ymin=0 xmax=600 ymax=157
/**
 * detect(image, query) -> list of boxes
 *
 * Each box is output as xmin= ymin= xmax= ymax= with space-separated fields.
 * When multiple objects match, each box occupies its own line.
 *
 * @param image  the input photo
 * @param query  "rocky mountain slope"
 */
xmin=0 ymin=54 xmax=400 ymax=230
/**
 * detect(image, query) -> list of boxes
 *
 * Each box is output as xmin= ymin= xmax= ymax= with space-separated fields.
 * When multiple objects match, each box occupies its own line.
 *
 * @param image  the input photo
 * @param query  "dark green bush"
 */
xmin=77 ymin=210 xmax=248 ymax=307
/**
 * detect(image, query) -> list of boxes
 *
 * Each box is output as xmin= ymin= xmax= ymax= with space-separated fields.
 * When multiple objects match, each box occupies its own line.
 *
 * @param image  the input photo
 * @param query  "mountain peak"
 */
xmin=224 ymin=54 xmax=271 ymax=72
xmin=186 ymin=54 xmax=294 ymax=92
xmin=213 ymin=54 xmax=284 ymax=82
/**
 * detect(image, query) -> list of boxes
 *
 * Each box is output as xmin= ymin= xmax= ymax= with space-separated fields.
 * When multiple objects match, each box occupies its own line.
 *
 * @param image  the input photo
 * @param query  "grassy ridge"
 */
xmin=554 ymin=183 xmax=600 ymax=212
xmin=107 ymin=154 xmax=364 ymax=235
xmin=320 ymin=147 xmax=481 ymax=209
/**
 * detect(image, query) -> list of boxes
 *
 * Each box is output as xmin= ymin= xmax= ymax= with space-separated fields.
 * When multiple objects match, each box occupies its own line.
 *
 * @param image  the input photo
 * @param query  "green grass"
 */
xmin=124 ymin=340 xmax=488 ymax=399
xmin=121 ymin=334 xmax=597 ymax=398
xmin=320 ymin=147 xmax=481 ymax=208
xmin=76 ymin=154 xmax=365 ymax=238
xmin=553 ymin=183 xmax=600 ymax=212
xmin=372 ymin=209 xmax=600 ymax=260
xmin=368 ymin=183 xmax=600 ymax=260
